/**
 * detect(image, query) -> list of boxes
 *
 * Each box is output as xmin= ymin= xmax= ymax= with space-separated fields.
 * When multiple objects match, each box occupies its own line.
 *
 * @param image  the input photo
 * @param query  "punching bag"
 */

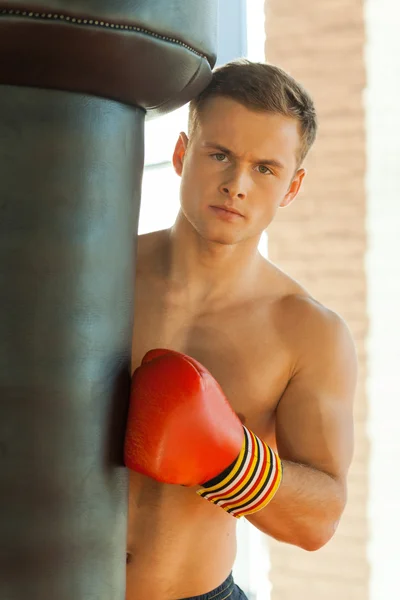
xmin=0 ymin=3 xmax=217 ymax=599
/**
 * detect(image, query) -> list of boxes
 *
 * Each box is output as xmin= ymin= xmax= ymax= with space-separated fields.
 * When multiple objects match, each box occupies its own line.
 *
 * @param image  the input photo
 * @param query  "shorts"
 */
xmin=180 ymin=572 xmax=248 ymax=599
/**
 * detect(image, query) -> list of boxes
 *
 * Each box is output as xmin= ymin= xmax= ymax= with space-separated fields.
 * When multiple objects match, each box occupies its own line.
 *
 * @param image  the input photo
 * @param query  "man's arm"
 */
xmin=247 ymin=303 xmax=357 ymax=551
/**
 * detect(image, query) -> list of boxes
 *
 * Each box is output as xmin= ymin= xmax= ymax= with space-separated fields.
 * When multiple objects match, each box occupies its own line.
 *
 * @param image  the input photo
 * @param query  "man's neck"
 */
xmin=162 ymin=213 xmax=264 ymax=309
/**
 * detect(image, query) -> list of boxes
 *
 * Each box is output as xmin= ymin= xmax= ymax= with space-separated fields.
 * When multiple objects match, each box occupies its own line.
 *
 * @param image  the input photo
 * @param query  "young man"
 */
xmin=124 ymin=60 xmax=357 ymax=600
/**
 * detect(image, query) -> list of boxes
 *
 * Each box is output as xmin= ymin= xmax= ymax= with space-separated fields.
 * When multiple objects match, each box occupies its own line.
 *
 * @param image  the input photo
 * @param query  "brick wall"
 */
xmin=264 ymin=1 xmax=369 ymax=598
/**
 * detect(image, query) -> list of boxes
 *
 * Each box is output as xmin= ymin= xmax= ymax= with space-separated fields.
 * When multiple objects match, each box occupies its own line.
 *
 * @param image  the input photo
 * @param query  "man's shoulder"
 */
xmin=136 ymin=229 xmax=169 ymax=274
xmin=270 ymin=276 xmax=357 ymax=405
xmin=137 ymin=229 xmax=168 ymax=253
xmin=265 ymin=263 xmax=353 ymax=353
xmin=279 ymin=292 xmax=350 ymax=341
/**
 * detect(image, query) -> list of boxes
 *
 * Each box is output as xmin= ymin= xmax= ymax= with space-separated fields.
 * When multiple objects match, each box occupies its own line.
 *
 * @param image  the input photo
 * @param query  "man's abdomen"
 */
xmin=126 ymin=472 xmax=237 ymax=600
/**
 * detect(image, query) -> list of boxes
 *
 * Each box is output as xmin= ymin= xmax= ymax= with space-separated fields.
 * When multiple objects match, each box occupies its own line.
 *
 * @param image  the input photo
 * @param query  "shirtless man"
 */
xmin=125 ymin=60 xmax=357 ymax=600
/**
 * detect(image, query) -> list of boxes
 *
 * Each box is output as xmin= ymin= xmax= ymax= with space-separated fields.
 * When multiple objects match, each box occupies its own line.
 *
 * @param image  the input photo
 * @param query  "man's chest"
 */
xmin=131 ymin=291 xmax=292 ymax=440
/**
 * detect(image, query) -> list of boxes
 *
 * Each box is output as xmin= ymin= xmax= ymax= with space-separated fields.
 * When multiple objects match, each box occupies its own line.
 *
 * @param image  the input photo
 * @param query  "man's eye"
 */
xmin=212 ymin=153 xmax=227 ymax=162
xmin=256 ymin=165 xmax=272 ymax=175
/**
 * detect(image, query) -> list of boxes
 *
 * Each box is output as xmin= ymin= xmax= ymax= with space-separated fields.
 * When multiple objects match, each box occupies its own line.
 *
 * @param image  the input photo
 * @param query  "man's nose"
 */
xmin=219 ymin=168 xmax=249 ymax=200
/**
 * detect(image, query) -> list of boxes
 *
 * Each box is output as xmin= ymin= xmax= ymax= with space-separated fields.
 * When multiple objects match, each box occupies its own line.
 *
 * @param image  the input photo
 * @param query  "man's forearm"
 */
xmin=246 ymin=460 xmax=346 ymax=551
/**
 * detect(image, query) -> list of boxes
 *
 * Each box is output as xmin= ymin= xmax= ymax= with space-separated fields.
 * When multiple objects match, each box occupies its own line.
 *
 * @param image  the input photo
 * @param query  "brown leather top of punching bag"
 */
xmin=0 ymin=1 xmax=217 ymax=116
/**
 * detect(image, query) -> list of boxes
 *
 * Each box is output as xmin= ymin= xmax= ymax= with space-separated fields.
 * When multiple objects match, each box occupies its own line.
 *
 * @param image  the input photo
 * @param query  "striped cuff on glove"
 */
xmin=197 ymin=426 xmax=283 ymax=518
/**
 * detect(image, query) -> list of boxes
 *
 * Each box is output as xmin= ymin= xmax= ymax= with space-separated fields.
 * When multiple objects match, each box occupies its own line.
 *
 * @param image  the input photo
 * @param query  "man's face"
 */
xmin=173 ymin=96 xmax=306 ymax=246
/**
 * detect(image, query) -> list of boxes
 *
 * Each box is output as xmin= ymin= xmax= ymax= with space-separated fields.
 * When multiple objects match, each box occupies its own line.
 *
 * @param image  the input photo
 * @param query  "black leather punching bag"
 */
xmin=0 ymin=3 xmax=217 ymax=599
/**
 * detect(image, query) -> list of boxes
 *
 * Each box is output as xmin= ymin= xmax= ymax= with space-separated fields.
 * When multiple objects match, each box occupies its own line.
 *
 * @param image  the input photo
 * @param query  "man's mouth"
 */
xmin=209 ymin=205 xmax=244 ymax=218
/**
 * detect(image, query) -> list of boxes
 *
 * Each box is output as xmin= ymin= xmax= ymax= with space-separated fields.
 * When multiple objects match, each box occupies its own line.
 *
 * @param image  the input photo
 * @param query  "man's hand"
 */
xmin=124 ymin=348 xmax=283 ymax=518
xmin=124 ymin=348 xmax=244 ymax=487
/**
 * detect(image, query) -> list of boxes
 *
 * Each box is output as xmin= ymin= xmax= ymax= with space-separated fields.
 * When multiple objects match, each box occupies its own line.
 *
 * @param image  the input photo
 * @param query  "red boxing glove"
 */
xmin=124 ymin=349 xmax=282 ymax=518
xmin=124 ymin=348 xmax=243 ymax=486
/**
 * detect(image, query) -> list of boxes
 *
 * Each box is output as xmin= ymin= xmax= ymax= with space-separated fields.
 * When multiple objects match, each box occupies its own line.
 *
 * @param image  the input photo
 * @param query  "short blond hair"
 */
xmin=189 ymin=60 xmax=317 ymax=164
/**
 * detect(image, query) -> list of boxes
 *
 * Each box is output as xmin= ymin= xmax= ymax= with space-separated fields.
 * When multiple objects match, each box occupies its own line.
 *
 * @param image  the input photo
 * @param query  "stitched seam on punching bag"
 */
xmin=0 ymin=7 xmax=208 ymax=59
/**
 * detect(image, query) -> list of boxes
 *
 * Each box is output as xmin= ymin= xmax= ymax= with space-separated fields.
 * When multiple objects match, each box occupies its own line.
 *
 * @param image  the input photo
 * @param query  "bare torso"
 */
xmin=126 ymin=229 xmax=309 ymax=600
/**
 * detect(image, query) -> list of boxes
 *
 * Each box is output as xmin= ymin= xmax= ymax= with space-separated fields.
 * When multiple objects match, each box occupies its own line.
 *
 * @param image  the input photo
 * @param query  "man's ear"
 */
xmin=172 ymin=132 xmax=189 ymax=177
xmin=280 ymin=168 xmax=306 ymax=208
